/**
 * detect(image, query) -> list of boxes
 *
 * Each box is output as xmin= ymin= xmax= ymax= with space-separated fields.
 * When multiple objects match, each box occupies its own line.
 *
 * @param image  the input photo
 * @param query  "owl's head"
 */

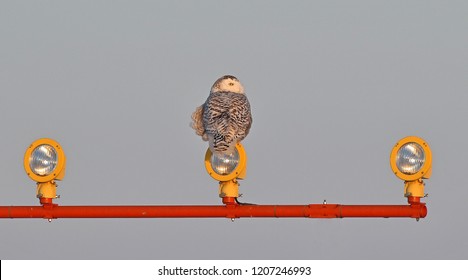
xmin=210 ymin=75 xmax=244 ymax=94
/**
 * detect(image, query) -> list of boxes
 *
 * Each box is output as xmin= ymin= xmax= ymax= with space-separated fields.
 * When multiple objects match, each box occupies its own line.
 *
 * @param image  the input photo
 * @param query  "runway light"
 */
xmin=396 ymin=142 xmax=425 ymax=175
xmin=29 ymin=144 xmax=58 ymax=176
xmin=24 ymin=138 xmax=66 ymax=201
xmin=390 ymin=136 xmax=432 ymax=197
xmin=211 ymin=149 xmax=239 ymax=176
xmin=205 ymin=143 xmax=247 ymax=199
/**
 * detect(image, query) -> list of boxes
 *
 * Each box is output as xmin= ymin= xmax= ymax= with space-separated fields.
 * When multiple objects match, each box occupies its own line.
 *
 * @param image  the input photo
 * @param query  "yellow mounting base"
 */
xmin=36 ymin=181 xmax=57 ymax=199
xmin=404 ymin=180 xmax=425 ymax=198
xmin=219 ymin=180 xmax=239 ymax=198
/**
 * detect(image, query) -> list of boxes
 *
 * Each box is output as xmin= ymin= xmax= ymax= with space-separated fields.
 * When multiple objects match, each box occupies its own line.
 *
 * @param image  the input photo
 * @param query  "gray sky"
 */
xmin=1 ymin=0 xmax=467 ymax=259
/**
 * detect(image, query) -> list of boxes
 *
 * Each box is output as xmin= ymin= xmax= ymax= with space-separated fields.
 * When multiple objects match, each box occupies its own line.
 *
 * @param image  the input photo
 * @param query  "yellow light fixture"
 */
xmin=24 ymin=138 xmax=66 ymax=200
xmin=390 ymin=136 xmax=432 ymax=197
xmin=204 ymin=143 xmax=247 ymax=198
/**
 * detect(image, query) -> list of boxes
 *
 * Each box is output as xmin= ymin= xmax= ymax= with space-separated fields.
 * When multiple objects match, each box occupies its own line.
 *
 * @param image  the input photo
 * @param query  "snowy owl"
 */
xmin=191 ymin=75 xmax=252 ymax=155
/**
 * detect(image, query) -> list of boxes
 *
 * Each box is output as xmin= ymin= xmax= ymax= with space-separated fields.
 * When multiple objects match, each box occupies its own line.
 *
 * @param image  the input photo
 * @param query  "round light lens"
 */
xmin=29 ymin=144 xmax=58 ymax=176
xmin=210 ymin=149 xmax=239 ymax=175
xmin=396 ymin=142 xmax=425 ymax=175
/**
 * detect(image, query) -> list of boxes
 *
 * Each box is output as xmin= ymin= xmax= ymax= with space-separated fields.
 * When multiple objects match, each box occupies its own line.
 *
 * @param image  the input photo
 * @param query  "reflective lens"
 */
xmin=211 ymin=149 xmax=239 ymax=175
xmin=29 ymin=145 xmax=58 ymax=176
xmin=396 ymin=142 xmax=425 ymax=175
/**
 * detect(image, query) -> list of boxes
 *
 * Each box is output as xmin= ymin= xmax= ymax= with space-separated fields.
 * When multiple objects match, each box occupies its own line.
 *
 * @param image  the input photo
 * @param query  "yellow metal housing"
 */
xmin=24 ymin=138 xmax=66 ymax=183
xmin=36 ymin=181 xmax=58 ymax=199
xmin=219 ymin=180 xmax=239 ymax=198
xmin=204 ymin=143 xmax=247 ymax=182
xmin=404 ymin=180 xmax=425 ymax=197
xmin=390 ymin=136 xmax=432 ymax=182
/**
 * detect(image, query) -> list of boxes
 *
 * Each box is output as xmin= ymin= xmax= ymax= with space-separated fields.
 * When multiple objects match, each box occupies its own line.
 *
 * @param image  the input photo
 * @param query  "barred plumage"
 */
xmin=191 ymin=75 xmax=252 ymax=155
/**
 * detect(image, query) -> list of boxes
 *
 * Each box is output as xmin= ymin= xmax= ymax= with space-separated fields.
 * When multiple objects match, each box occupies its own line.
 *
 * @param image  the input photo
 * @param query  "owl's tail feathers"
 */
xmin=191 ymin=105 xmax=208 ymax=141
xmin=209 ymin=133 xmax=237 ymax=155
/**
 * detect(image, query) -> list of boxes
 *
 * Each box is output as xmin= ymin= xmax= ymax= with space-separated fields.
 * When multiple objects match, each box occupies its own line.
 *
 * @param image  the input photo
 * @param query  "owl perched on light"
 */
xmin=191 ymin=75 xmax=252 ymax=155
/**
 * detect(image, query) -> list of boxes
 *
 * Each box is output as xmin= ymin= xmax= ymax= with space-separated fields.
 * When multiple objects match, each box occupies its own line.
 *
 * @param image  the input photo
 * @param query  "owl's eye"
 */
xmin=228 ymin=82 xmax=234 ymax=86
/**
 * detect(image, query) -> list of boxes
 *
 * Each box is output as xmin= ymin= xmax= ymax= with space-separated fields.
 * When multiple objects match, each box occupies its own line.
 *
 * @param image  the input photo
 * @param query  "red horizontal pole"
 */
xmin=0 ymin=203 xmax=427 ymax=220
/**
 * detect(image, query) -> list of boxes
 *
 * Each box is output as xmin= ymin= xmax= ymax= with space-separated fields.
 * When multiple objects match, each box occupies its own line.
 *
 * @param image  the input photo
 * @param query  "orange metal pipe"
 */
xmin=0 ymin=202 xmax=427 ymax=220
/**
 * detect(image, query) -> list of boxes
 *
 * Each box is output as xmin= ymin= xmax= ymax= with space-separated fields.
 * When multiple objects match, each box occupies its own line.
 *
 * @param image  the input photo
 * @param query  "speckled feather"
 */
xmin=191 ymin=75 xmax=252 ymax=154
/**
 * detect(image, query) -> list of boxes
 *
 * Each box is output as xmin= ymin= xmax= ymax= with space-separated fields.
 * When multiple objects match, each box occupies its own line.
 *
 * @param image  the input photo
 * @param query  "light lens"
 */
xmin=29 ymin=144 xmax=58 ymax=176
xmin=396 ymin=142 xmax=425 ymax=175
xmin=210 ymin=149 xmax=239 ymax=175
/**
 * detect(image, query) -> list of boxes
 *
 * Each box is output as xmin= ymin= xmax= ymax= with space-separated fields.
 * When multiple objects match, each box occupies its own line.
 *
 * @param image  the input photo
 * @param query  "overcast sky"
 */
xmin=1 ymin=0 xmax=467 ymax=259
